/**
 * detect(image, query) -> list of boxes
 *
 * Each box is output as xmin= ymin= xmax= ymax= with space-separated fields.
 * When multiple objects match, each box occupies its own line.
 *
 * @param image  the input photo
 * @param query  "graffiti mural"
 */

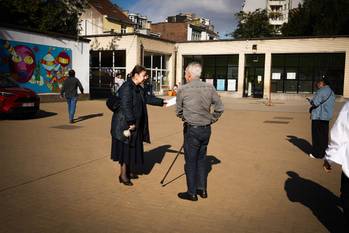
xmin=0 ymin=39 xmax=72 ymax=93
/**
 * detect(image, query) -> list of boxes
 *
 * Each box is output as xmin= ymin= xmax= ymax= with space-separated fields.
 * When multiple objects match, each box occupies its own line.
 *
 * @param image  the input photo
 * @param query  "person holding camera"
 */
xmin=176 ymin=62 xmax=224 ymax=201
xmin=110 ymin=65 xmax=165 ymax=186
xmin=308 ymin=78 xmax=335 ymax=159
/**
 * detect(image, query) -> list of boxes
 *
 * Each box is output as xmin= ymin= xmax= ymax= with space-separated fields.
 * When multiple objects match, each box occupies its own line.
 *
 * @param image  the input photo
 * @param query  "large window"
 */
xmin=271 ymin=53 xmax=345 ymax=95
xmin=90 ymin=50 xmax=126 ymax=90
xmin=144 ymin=53 xmax=169 ymax=93
xmin=183 ymin=55 xmax=239 ymax=91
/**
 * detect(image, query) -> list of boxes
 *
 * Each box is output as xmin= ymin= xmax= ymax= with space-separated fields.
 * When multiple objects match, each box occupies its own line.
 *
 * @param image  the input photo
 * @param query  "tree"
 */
xmin=231 ymin=9 xmax=275 ymax=39
xmin=0 ymin=0 xmax=88 ymax=36
xmin=282 ymin=0 xmax=349 ymax=36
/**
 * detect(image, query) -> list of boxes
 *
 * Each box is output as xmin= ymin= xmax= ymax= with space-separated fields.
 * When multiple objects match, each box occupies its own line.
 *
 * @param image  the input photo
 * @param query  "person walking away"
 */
xmin=176 ymin=62 xmax=224 ymax=201
xmin=308 ymin=78 xmax=335 ymax=159
xmin=60 ymin=69 xmax=84 ymax=124
xmin=323 ymin=101 xmax=349 ymax=227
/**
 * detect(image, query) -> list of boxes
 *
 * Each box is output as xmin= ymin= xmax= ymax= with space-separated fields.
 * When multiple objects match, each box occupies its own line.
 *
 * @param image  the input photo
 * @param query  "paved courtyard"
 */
xmin=0 ymin=97 xmax=347 ymax=233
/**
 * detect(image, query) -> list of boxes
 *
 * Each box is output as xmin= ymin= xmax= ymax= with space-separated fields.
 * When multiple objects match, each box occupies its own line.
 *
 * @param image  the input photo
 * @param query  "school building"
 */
xmin=1 ymin=25 xmax=348 ymax=100
xmin=87 ymin=33 xmax=349 ymax=99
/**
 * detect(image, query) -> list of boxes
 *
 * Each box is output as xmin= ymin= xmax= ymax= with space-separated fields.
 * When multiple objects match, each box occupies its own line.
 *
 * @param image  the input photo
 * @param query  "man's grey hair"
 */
xmin=186 ymin=62 xmax=202 ymax=79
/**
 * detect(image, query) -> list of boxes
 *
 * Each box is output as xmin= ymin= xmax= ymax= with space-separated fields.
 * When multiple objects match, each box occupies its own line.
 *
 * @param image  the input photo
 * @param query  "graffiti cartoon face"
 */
xmin=10 ymin=45 xmax=36 ymax=83
xmin=56 ymin=51 xmax=70 ymax=67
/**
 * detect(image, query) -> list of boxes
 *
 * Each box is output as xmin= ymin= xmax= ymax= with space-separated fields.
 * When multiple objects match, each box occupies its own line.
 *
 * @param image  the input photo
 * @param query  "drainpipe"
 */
xmin=174 ymin=45 xmax=178 ymax=86
xmin=140 ymin=43 xmax=144 ymax=65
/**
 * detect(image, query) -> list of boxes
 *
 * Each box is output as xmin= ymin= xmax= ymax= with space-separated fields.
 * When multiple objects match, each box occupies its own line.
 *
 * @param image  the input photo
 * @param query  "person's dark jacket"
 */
xmin=60 ymin=76 xmax=84 ymax=98
xmin=111 ymin=79 xmax=164 ymax=144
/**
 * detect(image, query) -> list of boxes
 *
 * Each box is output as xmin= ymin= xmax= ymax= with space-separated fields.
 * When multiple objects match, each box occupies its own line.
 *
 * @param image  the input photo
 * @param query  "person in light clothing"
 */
xmin=308 ymin=78 xmax=335 ymax=159
xmin=323 ymin=101 xmax=349 ymax=224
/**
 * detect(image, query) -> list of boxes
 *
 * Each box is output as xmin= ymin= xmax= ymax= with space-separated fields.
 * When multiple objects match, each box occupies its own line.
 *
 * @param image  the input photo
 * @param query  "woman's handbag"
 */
xmin=106 ymin=95 xmax=121 ymax=112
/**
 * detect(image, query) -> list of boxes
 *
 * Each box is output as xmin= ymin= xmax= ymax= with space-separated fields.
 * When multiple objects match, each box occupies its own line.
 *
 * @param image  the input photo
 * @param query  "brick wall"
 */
xmin=151 ymin=23 xmax=188 ymax=42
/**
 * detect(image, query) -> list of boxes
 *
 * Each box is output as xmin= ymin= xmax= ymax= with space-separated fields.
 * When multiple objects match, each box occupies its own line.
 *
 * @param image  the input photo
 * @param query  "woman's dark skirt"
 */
xmin=111 ymin=132 xmax=144 ymax=171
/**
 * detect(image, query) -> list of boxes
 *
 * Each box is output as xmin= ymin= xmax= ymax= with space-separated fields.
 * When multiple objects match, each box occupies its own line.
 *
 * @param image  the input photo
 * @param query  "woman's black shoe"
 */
xmin=128 ymin=173 xmax=139 ymax=179
xmin=177 ymin=192 xmax=198 ymax=201
xmin=119 ymin=176 xmax=133 ymax=186
xmin=196 ymin=190 xmax=208 ymax=198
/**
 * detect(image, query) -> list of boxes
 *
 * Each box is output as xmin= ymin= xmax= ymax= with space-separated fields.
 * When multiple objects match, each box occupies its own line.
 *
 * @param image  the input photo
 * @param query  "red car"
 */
xmin=0 ymin=76 xmax=40 ymax=116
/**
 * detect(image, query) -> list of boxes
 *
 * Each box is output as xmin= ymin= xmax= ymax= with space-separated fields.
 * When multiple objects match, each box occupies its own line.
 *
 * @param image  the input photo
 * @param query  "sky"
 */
xmin=114 ymin=0 xmax=303 ymax=38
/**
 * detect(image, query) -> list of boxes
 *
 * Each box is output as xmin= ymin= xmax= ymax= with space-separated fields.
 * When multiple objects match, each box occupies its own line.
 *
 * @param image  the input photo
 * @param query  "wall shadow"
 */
xmin=74 ymin=113 xmax=103 ymax=123
xmin=286 ymin=135 xmax=313 ymax=155
xmin=284 ymin=171 xmax=346 ymax=232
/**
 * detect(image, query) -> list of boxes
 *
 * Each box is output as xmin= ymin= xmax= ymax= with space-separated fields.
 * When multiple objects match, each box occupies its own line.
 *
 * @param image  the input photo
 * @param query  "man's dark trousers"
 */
xmin=311 ymin=120 xmax=329 ymax=158
xmin=341 ymin=172 xmax=349 ymax=226
xmin=183 ymin=125 xmax=211 ymax=195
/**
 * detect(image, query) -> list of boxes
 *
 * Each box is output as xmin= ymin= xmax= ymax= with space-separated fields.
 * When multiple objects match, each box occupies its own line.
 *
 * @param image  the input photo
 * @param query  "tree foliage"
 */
xmin=0 ymin=0 xmax=88 ymax=36
xmin=282 ymin=0 xmax=349 ymax=36
xmin=231 ymin=9 xmax=275 ymax=39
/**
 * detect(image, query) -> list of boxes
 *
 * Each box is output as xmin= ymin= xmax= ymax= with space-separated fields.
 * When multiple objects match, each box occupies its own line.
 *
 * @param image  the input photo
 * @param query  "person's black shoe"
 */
xmin=196 ymin=189 xmax=208 ymax=198
xmin=128 ymin=173 xmax=139 ymax=179
xmin=69 ymin=119 xmax=74 ymax=124
xmin=177 ymin=192 xmax=198 ymax=201
xmin=119 ymin=176 xmax=133 ymax=186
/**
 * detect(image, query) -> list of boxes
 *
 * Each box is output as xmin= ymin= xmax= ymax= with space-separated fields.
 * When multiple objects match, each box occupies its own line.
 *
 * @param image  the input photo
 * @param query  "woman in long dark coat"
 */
xmin=111 ymin=65 xmax=164 ymax=186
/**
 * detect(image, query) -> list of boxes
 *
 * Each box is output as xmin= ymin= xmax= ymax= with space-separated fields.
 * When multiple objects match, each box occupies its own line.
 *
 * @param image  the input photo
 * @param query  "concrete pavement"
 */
xmin=0 ymin=97 xmax=347 ymax=233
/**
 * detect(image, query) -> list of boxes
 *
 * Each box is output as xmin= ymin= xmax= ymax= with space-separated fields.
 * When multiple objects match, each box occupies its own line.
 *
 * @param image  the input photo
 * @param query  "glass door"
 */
xmin=243 ymin=54 xmax=265 ymax=98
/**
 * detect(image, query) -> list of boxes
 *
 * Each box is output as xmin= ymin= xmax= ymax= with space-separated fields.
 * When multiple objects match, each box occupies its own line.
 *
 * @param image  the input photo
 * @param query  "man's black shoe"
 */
xmin=177 ymin=192 xmax=198 ymax=201
xmin=197 ymin=189 xmax=208 ymax=198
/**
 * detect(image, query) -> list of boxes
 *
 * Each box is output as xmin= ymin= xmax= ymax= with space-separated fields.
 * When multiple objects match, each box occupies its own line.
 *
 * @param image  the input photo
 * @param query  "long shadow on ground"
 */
xmin=160 ymin=154 xmax=221 ymax=187
xmin=139 ymin=144 xmax=181 ymax=175
xmin=74 ymin=113 xmax=103 ymax=123
xmin=284 ymin=171 xmax=346 ymax=233
xmin=0 ymin=110 xmax=57 ymax=120
xmin=286 ymin=135 xmax=313 ymax=155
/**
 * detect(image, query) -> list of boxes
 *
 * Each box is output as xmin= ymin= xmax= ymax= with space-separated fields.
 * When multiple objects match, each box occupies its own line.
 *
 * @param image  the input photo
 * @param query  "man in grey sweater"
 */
xmin=60 ymin=69 xmax=84 ymax=123
xmin=176 ymin=62 xmax=224 ymax=201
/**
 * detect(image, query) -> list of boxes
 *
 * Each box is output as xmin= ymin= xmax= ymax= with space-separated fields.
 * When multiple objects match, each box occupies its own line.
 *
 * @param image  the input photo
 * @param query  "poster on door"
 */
xmin=217 ymin=79 xmax=225 ymax=91
xmin=227 ymin=79 xmax=236 ymax=91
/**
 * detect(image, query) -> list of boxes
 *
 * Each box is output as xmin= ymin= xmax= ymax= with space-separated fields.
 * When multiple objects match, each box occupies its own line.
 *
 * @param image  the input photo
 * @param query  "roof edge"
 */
xmin=83 ymin=32 xmax=176 ymax=44
xmin=177 ymin=35 xmax=349 ymax=43
xmin=0 ymin=23 xmax=91 ymax=42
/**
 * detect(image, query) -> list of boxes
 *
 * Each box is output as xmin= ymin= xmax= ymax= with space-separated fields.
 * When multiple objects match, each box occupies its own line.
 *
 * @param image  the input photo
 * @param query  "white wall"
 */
xmin=87 ymin=35 xmax=176 ymax=89
xmin=0 ymin=27 xmax=90 ymax=94
xmin=80 ymin=6 xmax=104 ymax=36
xmin=177 ymin=37 xmax=349 ymax=98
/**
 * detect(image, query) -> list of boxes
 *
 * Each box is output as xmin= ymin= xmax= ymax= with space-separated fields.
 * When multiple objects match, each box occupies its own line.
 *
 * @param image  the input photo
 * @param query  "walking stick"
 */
xmin=160 ymin=144 xmax=184 ymax=185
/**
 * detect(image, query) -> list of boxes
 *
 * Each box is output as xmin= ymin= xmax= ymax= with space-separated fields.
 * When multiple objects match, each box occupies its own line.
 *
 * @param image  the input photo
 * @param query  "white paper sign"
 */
xmin=227 ymin=79 xmax=236 ymax=91
xmin=205 ymin=79 xmax=214 ymax=85
xmin=165 ymin=97 xmax=176 ymax=107
xmin=272 ymin=73 xmax=281 ymax=80
xmin=287 ymin=72 xmax=296 ymax=80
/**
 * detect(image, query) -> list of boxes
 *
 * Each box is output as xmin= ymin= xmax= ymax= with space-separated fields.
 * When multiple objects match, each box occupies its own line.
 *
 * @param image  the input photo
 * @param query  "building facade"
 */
xmin=79 ymin=0 xmax=134 ymax=36
xmin=176 ymin=36 xmax=349 ymax=99
xmin=267 ymin=0 xmax=293 ymax=33
xmin=85 ymin=33 xmax=349 ymax=99
xmin=151 ymin=13 xmax=218 ymax=42
xmin=243 ymin=0 xmax=294 ymax=33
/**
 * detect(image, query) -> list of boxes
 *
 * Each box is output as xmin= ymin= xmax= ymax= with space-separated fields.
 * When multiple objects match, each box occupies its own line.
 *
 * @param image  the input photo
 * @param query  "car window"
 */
xmin=0 ymin=77 xmax=19 ymax=88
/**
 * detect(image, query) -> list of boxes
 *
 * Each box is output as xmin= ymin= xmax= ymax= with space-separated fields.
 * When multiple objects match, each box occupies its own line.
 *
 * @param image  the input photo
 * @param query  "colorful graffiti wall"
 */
xmin=0 ymin=39 xmax=72 ymax=93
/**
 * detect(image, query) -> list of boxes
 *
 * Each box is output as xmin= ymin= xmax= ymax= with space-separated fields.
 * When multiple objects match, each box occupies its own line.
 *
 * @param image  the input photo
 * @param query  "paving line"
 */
xmin=0 ymin=155 xmax=108 ymax=193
